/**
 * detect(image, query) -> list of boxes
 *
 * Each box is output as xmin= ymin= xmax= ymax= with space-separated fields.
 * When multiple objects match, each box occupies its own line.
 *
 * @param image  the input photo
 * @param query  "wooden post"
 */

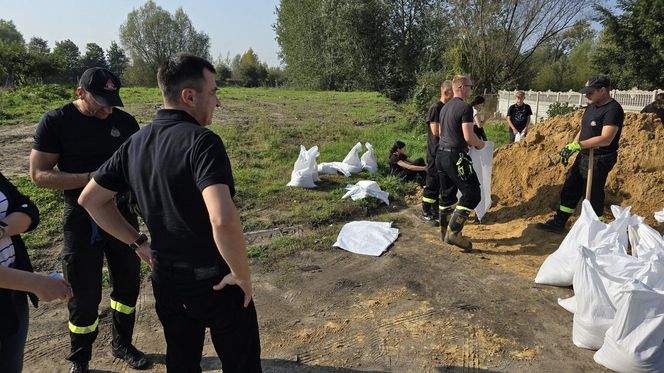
xmin=535 ymin=92 xmax=540 ymax=124
xmin=585 ymin=149 xmax=594 ymax=201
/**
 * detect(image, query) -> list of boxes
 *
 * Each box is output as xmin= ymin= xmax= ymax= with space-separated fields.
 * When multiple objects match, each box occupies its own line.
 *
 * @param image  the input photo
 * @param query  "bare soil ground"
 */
xmin=4 ymin=110 xmax=644 ymax=372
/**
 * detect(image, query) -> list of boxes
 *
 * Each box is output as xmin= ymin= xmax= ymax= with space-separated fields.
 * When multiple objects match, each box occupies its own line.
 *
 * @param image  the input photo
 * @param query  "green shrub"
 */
xmin=547 ymin=102 xmax=578 ymax=118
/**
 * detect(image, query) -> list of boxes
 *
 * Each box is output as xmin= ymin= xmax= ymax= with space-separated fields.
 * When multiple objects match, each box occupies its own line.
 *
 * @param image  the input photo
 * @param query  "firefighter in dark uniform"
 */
xmin=420 ymin=80 xmax=453 ymax=226
xmin=537 ymin=76 xmax=624 ymax=233
xmin=436 ymin=75 xmax=485 ymax=251
xmin=29 ymin=68 xmax=149 ymax=373
xmin=78 ymin=54 xmax=262 ymax=373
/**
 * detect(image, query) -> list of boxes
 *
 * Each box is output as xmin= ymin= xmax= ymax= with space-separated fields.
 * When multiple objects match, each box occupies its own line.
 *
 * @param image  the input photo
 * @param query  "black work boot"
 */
xmin=536 ymin=210 xmax=571 ymax=233
xmin=444 ymin=208 xmax=473 ymax=252
xmin=439 ymin=206 xmax=455 ymax=241
xmin=420 ymin=202 xmax=439 ymax=226
xmin=112 ymin=343 xmax=150 ymax=370
xmin=70 ymin=361 xmax=89 ymax=373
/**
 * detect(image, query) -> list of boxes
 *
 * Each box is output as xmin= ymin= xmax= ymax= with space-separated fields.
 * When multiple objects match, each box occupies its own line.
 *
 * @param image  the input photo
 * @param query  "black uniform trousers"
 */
xmin=559 ymin=151 xmax=617 ymax=217
xmin=151 ymin=255 xmax=262 ymax=373
xmin=436 ymin=149 xmax=481 ymax=210
xmin=422 ymin=151 xmax=440 ymax=203
xmin=62 ymin=199 xmax=140 ymax=363
xmin=395 ymin=158 xmax=427 ymax=187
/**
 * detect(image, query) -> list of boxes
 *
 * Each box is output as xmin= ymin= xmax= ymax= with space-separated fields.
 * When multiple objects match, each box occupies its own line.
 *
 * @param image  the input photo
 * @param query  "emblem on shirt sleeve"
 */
xmin=590 ymin=120 xmax=597 ymax=126
xmin=111 ymin=126 xmax=121 ymax=137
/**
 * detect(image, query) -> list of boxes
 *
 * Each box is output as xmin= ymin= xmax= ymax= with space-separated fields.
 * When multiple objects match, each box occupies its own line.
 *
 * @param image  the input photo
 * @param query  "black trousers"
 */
xmin=435 ymin=149 xmax=481 ymax=210
xmin=395 ymin=157 xmax=427 ymax=187
xmin=559 ymin=152 xmax=617 ymax=217
xmin=151 ymin=256 xmax=262 ymax=373
xmin=423 ymin=152 xmax=439 ymax=203
xmin=62 ymin=202 xmax=140 ymax=363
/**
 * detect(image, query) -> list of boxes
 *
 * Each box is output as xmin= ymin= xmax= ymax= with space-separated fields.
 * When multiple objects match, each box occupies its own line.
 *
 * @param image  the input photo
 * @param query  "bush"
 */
xmin=547 ymin=102 xmax=578 ymax=118
xmin=411 ymin=70 xmax=449 ymax=118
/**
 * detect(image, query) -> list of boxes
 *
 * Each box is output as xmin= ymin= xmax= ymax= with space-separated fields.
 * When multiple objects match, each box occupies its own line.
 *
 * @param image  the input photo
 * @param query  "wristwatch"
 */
xmin=0 ymin=221 xmax=7 ymax=239
xmin=129 ymin=233 xmax=148 ymax=250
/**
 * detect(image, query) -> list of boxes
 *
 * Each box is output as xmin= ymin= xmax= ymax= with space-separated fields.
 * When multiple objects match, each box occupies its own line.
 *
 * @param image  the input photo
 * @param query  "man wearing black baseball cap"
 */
xmin=537 ymin=76 xmax=625 ymax=233
xmin=29 ymin=68 xmax=149 ymax=372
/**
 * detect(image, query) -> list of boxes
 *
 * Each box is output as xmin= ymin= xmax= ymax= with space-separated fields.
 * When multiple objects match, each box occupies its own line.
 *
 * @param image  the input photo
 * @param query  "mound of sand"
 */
xmin=490 ymin=111 xmax=664 ymax=226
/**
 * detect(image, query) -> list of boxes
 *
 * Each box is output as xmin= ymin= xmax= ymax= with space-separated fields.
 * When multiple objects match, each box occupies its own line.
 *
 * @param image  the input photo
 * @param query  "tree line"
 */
xmin=275 ymin=0 xmax=664 ymax=102
xmin=0 ymin=1 xmax=284 ymax=89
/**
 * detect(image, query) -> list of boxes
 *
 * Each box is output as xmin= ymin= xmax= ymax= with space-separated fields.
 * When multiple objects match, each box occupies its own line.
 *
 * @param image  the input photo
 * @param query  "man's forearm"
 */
xmin=81 ymin=198 xmax=140 ymax=244
xmin=33 ymin=169 xmax=91 ymax=190
xmin=211 ymin=218 xmax=250 ymax=279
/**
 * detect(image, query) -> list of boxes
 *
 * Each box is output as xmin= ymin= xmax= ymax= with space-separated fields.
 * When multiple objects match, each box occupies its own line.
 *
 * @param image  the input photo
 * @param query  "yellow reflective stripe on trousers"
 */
xmin=456 ymin=205 xmax=473 ymax=212
xmin=439 ymin=205 xmax=455 ymax=211
xmin=69 ymin=318 xmax=99 ymax=334
xmin=559 ymin=205 xmax=575 ymax=214
xmin=110 ymin=299 xmax=135 ymax=315
xmin=422 ymin=197 xmax=436 ymax=204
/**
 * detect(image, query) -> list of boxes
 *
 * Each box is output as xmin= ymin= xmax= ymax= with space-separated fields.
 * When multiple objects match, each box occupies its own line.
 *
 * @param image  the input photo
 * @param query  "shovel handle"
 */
xmin=585 ymin=148 xmax=594 ymax=200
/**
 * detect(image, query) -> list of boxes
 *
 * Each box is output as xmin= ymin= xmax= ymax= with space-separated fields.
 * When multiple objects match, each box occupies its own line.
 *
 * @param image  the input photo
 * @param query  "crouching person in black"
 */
xmin=436 ymin=76 xmax=485 ymax=252
xmin=389 ymin=141 xmax=427 ymax=187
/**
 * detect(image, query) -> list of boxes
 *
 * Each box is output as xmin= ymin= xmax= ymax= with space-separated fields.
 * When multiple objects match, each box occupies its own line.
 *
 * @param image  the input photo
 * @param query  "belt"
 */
xmin=438 ymin=147 xmax=468 ymax=153
xmin=154 ymin=256 xmax=222 ymax=281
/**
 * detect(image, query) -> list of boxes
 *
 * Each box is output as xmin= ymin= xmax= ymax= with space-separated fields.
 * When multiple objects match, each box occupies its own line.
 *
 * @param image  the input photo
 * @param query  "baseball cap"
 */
xmin=579 ymin=76 xmax=611 ymax=94
xmin=79 ymin=67 xmax=124 ymax=107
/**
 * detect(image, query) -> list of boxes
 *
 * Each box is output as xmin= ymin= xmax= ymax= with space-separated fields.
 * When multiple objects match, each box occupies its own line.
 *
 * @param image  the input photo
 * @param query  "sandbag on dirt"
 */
xmin=333 ymin=221 xmax=399 ymax=256
xmin=594 ymin=280 xmax=664 ymax=373
xmin=342 ymin=142 xmax=363 ymax=174
xmin=632 ymin=222 xmax=664 ymax=261
xmin=469 ymin=141 xmax=494 ymax=222
xmin=342 ymin=180 xmax=389 ymax=205
xmin=491 ymin=112 xmax=664 ymax=227
xmin=287 ymin=145 xmax=320 ymax=188
xmin=318 ymin=161 xmax=352 ymax=177
xmin=360 ymin=142 xmax=378 ymax=173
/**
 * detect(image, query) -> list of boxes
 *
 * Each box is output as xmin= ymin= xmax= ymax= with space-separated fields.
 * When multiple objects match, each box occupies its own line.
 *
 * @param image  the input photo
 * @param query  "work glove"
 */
xmin=559 ymin=141 xmax=581 ymax=166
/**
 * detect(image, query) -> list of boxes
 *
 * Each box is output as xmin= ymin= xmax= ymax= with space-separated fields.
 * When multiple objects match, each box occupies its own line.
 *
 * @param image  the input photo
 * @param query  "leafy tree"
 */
xmin=80 ymin=43 xmax=107 ymax=70
xmin=214 ymin=61 xmax=232 ymax=84
xmin=0 ymin=19 xmax=26 ymax=87
xmin=593 ymin=0 xmax=664 ymax=90
xmin=119 ymin=0 xmax=210 ymax=85
xmin=265 ymin=66 xmax=287 ymax=87
xmin=27 ymin=37 xmax=49 ymax=54
xmin=0 ymin=19 xmax=24 ymax=44
xmin=106 ymin=41 xmax=129 ymax=78
xmin=237 ymin=48 xmax=268 ymax=87
xmin=53 ymin=39 xmax=82 ymax=84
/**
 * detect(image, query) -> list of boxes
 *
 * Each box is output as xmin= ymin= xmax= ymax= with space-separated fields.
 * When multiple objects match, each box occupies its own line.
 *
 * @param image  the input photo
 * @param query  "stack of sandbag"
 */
xmin=287 ymin=145 xmax=321 ymax=188
xmin=535 ymin=201 xmax=664 ymax=372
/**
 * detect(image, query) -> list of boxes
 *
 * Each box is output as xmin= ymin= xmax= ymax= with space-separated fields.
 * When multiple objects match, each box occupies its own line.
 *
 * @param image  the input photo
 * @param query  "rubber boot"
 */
xmin=536 ymin=210 xmax=571 ymax=233
xmin=420 ymin=201 xmax=439 ymax=226
xmin=444 ymin=208 xmax=472 ymax=252
xmin=439 ymin=206 xmax=455 ymax=242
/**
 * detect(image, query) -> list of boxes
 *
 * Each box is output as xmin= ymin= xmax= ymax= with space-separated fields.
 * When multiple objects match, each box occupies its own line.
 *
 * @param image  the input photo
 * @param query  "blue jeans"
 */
xmin=0 ymin=292 xmax=29 ymax=373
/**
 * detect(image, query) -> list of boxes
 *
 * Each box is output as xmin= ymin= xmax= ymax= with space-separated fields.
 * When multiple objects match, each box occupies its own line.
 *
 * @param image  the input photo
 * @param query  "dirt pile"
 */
xmin=490 ymin=111 xmax=664 ymax=225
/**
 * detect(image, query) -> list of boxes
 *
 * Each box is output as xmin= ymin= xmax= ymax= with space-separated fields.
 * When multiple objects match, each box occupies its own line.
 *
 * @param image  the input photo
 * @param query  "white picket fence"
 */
xmin=497 ymin=89 xmax=663 ymax=123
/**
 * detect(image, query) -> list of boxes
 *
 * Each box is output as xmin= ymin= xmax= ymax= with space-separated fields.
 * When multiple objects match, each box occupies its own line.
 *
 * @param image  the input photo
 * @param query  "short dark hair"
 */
xmin=471 ymin=95 xmax=485 ymax=106
xmin=157 ymin=53 xmax=216 ymax=105
xmin=390 ymin=140 xmax=406 ymax=154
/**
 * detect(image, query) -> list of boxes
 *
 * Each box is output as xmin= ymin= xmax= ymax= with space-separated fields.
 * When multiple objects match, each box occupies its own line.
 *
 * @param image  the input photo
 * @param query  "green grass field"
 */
xmin=4 ymin=86 xmax=508 ymax=269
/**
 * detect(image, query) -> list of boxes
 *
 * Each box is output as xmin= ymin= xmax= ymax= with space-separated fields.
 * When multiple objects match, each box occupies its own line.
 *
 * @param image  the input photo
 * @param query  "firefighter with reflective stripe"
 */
xmin=29 ymin=68 xmax=149 ymax=373
xmin=420 ymin=80 xmax=454 ymax=226
xmin=536 ymin=76 xmax=624 ymax=233
xmin=435 ymin=75 xmax=485 ymax=251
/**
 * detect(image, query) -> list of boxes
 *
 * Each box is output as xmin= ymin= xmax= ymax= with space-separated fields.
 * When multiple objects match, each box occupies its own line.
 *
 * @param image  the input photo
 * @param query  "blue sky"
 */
xmin=1 ymin=0 xmax=282 ymax=66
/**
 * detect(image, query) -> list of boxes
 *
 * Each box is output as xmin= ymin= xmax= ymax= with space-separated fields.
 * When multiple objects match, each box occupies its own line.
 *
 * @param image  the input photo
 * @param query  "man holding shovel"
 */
xmin=537 ymin=76 xmax=624 ymax=233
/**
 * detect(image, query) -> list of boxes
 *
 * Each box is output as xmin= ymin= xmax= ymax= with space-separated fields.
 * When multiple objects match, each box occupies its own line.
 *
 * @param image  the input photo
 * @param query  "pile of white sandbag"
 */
xmin=535 ymin=201 xmax=664 ymax=372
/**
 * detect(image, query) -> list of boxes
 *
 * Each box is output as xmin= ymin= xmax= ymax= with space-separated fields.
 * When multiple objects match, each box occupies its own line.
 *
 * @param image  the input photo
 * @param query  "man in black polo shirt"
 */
xmin=436 ymin=75 xmax=485 ymax=251
xmin=537 ymin=76 xmax=624 ymax=233
xmin=420 ymin=80 xmax=453 ymax=226
xmin=78 ymin=54 xmax=261 ymax=373
xmin=30 ymin=68 xmax=149 ymax=373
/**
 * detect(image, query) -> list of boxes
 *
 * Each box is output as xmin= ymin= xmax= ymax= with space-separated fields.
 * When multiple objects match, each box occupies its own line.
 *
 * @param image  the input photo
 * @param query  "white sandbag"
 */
xmin=535 ymin=200 xmax=610 ymax=286
xmin=287 ymin=145 xmax=320 ymax=188
xmin=572 ymin=246 xmax=616 ymax=350
xmin=608 ymin=205 xmax=637 ymax=253
xmin=317 ymin=162 xmax=352 ymax=177
xmin=342 ymin=180 xmax=389 ymax=205
xmin=342 ymin=142 xmax=363 ymax=174
xmin=633 ymin=222 xmax=664 ymax=261
xmin=333 ymin=221 xmax=399 ymax=256
xmin=594 ymin=280 xmax=664 ymax=373
xmin=360 ymin=142 xmax=378 ymax=173
xmin=655 ymin=208 xmax=664 ymax=223
xmin=514 ymin=131 xmax=525 ymax=142
xmin=558 ymin=296 xmax=577 ymax=314
xmin=467 ymin=141 xmax=494 ymax=222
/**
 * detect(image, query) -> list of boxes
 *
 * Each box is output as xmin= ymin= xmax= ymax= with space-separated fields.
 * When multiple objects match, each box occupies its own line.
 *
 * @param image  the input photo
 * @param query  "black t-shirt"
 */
xmin=95 ymin=109 xmax=235 ymax=263
xmin=425 ymin=101 xmax=444 ymax=157
xmin=641 ymin=103 xmax=664 ymax=122
xmin=389 ymin=153 xmax=407 ymax=175
xmin=32 ymin=103 xmax=139 ymax=199
xmin=507 ymin=103 xmax=533 ymax=131
xmin=439 ymin=98 xmax=473 ymax=149
xmin=579 ymin=99 xmax=624 ymax=155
